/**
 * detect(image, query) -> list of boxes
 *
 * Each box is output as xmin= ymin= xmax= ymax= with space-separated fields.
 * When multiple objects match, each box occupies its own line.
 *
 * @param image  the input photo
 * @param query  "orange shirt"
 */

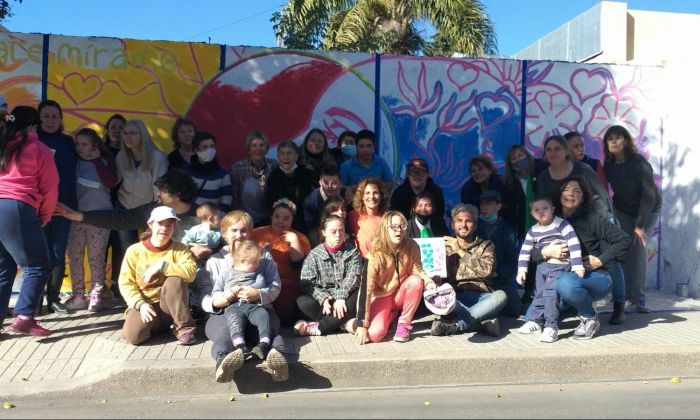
xmin=251 ymin=226 xmax=311 ymax=281
xmin=348 ymin=210 xmax=382 ymax=257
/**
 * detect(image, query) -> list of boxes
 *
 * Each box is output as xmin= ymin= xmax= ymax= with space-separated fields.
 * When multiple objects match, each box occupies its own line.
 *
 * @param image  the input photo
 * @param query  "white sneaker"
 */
xmin=517 ymin=321 xmax=543 ymax=334
xmin=539 ymin=327 xmax=558 ymax=343
xmin=65 ymin=295 xmax=89 ymax=310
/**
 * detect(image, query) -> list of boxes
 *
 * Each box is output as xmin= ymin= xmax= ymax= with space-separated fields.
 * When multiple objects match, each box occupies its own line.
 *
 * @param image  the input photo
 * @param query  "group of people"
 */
xmin=0 ymin=98 xmax=661 ymax=383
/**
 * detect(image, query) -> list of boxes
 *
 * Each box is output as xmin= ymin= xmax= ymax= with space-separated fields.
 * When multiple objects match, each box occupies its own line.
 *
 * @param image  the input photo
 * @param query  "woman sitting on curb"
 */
xmin=353 ymin=211 xmax=437 ymax=344
xmin=295 ymin=215 xmax=361 ymax=336
xmin=194 ymin=210 xmax=289 ymax=383
xmin=119 ymin=206 xmax=197 ymax=346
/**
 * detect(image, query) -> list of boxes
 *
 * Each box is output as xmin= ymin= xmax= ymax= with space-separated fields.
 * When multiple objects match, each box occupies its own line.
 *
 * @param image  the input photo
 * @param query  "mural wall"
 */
xmin=0 ymin=32 xmax=666 ymax=290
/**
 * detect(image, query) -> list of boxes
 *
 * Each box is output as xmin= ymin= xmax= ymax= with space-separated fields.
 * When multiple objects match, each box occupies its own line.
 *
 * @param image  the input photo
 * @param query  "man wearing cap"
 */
xmin=476 ymin=190 xmax=522 ymax=317
xmin=339 ymin=129 xmax=394 ymax=192
xmin=390 ymin=158 xmax=446 ymax=228
xmin=119 ymin=205 xmax=198 ymax=345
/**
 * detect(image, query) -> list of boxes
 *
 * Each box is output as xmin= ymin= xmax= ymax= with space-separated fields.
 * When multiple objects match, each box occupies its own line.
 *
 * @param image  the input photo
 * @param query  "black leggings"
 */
xmin=295 ymin=288 xmax=359 ymax=334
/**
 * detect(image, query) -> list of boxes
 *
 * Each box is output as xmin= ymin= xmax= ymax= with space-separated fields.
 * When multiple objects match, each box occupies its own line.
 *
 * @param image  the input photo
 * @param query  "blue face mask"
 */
xmin=512 ymin=158 xmax=529 ymax=174
xmin=341 ymin=144 xmax=357 ymax=156
xmin=480 ymin=213 xmax=498 ymax=223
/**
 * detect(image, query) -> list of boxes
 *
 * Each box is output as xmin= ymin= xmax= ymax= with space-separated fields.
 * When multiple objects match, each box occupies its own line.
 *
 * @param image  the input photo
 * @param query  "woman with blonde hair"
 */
xmin=352 ymin=211 xmax=437 ymax=344
xmin=347 ymin=177 xmax=386 ymax=257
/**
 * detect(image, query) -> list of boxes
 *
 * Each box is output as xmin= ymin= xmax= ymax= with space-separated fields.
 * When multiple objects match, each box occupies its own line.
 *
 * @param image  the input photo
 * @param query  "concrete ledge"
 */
xmin=3 ymin=344 xmax=699 ymax=399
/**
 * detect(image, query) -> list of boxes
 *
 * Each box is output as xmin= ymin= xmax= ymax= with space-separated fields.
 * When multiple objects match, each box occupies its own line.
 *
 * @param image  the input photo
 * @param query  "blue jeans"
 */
xmin=556 ymin=270 xmax=612 ymax=318
xmin=0 ymin=199 xmax=51 ymax=321
xmin=609 ymin=262 xmax=626 ymax=303
xmin=450 ymin=289 xmax=507 ymax=329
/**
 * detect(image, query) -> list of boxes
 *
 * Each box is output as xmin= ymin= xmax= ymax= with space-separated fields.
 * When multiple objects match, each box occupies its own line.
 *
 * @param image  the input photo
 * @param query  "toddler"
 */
xmin=211 ymin=240 xmax=271 ymax=370
xmin=181 ymin=202 xmax=222 ymax=265
xmin=516 ymin=195 xmax=584 ymax=343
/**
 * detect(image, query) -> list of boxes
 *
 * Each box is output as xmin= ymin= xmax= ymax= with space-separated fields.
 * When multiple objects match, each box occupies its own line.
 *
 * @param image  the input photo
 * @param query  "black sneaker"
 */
xmin=250 ymin=342 xmax=271 ymax=361
xmin=430 ymin=319 xmax=464 ymax=336
xmin=479 ymin=317 xmax=500 ymax=337
xmin=214 ymin=346 xmax=245 ymax=383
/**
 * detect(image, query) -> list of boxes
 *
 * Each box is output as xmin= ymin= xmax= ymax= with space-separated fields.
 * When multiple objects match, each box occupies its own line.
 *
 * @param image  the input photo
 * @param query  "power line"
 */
xmin=184 ymin=3 xmax=286 ymax=41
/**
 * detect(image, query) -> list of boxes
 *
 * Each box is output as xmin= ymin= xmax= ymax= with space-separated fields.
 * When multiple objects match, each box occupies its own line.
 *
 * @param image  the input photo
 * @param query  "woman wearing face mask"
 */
xmin=182 ymin=131 xmax=232 ymax=212
xmin=331 ymin=130 xmax=357 ymax=169
xmin=500 ymin=145 xmax=548 ymax=240
xmin=298 ymin=128 xmax=337 ymax=176
xmin=265 ymin=141 xmax=319 ymax=232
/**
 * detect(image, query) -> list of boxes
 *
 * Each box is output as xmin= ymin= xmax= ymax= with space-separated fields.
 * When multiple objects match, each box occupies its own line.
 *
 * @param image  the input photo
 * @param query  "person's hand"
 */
xmin=54 ymin=202 xmax=83 ymax=222
xmin=585 ymin=255 xmax=603 ymax=271
xmin=237 ymin=286 xmax=261 ymax=303
xmin=431 ymin=275 xmax=442 ymax=286
xmin=633 ymin=227 xmax=648 ymax=247
xmin=281 ymin=231 xmax=300 ymax=247
xmin=574 ymin=269 xmax=586 ymax=278
xmin=225 ymin=287 xmax=239 ymax=302
xmin=142 ymin=262 xmax=163 ymax=288
xmin=425 ymin=281 xmax=437 ymax=291
xmin=356 ymin=326 xmax=369 ymax=345
xmin=189 ymin=244 xmax=213 ymax=260
xmin=543 ymin=240 xmax=568 ymax=260
xmin=516 ymin=271 xmax=527 ymax=285
xmin=322 ymin=298 xmax=333 ymax=316
xmin=332 ymin=299 xmax=347 ymax=319
xmin=139 ymin=303 xmax=156 ymax=323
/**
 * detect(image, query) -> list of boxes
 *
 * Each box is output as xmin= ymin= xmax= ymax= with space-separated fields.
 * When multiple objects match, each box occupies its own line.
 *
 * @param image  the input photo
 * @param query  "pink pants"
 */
xmin=367 ymin=275 xmax=424 ymax=343
xmin=66 ymin=222 xmax=110 ymax=296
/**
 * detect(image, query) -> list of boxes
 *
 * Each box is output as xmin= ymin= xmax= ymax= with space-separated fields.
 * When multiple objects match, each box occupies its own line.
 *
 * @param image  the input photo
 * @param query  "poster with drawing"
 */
xmin=414 ymin=238 xmax=447 ymax=278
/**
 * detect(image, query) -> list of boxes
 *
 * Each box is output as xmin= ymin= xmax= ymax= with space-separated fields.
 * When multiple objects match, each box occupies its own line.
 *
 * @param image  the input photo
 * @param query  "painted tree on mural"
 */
xmin=271 ymin=0 xmax=497 ymax=56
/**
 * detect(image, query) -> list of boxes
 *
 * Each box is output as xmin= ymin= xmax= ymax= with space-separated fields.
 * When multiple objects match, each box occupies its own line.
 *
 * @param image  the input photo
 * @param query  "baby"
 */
xmin=516 ymin=194 xmax=584 ymax=343
xmin=181 ymin=202 xmax=222 ymax=265
xmin=211 ymin=240 xmax=271 ymax=369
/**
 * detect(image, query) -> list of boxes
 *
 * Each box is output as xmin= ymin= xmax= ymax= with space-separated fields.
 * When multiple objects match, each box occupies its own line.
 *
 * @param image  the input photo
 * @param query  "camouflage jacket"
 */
xmin=444 ymin=235 xmax=497 ymax=293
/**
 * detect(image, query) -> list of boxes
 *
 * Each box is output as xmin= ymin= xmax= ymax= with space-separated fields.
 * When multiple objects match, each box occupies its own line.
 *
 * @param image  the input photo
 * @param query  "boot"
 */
xmin=609 ymin=301 xmax=625 ymax=325
xmin=46 ymin=266 xmax=69 ymax=314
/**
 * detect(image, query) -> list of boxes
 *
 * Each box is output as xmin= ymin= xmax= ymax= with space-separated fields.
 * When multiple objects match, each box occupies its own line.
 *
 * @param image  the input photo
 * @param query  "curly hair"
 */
xmin=154 ymin=168 xmax=198 ymax=204
xmin=352 ymin=177 xmax=387 ymax=215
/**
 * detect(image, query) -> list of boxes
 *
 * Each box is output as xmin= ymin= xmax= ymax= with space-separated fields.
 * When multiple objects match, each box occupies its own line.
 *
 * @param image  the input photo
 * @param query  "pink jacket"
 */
xmin=0 ymin=131 xmax=59 ymax=225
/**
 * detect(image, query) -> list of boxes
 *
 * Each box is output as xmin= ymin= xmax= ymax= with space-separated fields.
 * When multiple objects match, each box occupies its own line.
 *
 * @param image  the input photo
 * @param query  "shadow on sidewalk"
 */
xmin=37 ymin=320 xmax=124 ymax=344
xmin=556 ymin=311 xmax=688 ymax=339
xmin=231 ymin=357 xmax=332 ymax=394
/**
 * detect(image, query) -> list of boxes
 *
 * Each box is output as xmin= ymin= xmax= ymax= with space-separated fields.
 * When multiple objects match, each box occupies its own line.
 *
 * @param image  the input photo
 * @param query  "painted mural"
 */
xmin=0 ymin=32 xmax=666 ymax=289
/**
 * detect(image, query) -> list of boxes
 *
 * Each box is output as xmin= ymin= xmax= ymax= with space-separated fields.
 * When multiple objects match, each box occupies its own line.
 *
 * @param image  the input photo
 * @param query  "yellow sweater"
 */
xmin=119 ymin=240 xmax=197 ymax=309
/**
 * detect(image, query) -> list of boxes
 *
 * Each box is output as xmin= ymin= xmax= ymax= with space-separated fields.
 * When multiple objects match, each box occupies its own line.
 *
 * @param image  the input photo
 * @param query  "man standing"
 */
xmin=390 ymin=158 xmax=446 ymax=226
xmin=339 ymin=129 xmax=394 ymax=192
xmin=431 ymin=204 xmax=507 ymax=337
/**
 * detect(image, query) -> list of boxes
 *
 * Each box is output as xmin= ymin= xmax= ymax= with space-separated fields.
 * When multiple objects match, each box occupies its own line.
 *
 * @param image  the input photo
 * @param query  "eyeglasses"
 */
xmin=389 ymin=224 xmax=408 ymax=232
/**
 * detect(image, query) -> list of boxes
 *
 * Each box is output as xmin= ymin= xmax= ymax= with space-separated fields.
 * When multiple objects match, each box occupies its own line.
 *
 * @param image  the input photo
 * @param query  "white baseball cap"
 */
xmin=147 ymin=206 xmax=180 ymax=224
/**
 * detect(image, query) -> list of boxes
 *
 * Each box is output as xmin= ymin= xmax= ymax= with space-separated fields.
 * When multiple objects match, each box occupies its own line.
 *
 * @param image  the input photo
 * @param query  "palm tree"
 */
xmin=272 ymin=0 xmax=497 ymax=57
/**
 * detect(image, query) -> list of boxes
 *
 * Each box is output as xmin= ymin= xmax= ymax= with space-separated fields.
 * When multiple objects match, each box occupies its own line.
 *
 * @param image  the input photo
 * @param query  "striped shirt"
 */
xmin=518 ymin=216 xmax=584 ymax=273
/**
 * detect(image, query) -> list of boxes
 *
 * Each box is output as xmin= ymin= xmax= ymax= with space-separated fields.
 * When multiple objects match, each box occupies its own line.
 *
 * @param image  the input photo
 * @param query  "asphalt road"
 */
xmin=2 ymin=378 xmax=698 ymax=418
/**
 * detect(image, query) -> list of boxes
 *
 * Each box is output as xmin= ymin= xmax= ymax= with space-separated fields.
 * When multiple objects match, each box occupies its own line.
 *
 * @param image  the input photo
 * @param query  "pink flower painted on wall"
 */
xmin=584 ymin=93 xmax=644 ymax=140
xmin=525 ymin=88 xmax=582 ymax=148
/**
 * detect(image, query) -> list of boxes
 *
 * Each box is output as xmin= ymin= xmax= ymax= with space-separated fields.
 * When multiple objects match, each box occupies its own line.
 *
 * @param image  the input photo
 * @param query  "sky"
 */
xmin=4 ymin=0 xmax=700 ymax=56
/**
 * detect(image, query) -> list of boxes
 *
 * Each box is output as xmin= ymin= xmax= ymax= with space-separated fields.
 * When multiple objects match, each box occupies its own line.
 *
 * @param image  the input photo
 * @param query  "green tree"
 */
xmin=271 ymin=0 xmax=497 ymax=57
xmin=0 ymin=0 xmax=22 ymax=22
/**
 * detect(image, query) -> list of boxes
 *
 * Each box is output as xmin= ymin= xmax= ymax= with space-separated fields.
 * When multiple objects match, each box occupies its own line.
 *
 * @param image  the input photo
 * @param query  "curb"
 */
xmin=2 ymin=345 xmax=700 ymax=399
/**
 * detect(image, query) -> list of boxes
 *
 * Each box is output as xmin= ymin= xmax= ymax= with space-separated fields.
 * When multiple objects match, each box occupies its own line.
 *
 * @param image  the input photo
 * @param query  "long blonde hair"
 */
xmin=116 ymin=119 xmax=160 ymax=173
xmin=370 ymin=211 xmax=410 ymax=258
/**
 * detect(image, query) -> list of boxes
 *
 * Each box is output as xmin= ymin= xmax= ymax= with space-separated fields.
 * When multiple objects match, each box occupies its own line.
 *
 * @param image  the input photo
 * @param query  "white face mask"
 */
xmin=196 ymin=148 xmax=216 ymax=163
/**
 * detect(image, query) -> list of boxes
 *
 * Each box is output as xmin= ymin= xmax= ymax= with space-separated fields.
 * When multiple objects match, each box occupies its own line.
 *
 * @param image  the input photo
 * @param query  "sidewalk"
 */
xmin=1 ymin=290 xmax=700 ymax=398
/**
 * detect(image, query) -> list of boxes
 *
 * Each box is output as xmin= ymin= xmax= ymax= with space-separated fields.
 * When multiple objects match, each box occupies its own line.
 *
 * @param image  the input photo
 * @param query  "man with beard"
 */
xmin=430 ymin=203 xmax=507 ymax=337
xmin=405 ymin=192 xmax=449 ymax=238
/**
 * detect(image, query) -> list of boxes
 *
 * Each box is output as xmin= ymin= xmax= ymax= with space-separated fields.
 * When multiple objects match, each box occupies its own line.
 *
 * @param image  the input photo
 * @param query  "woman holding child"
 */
xmin=196 ymin=210 xmax=289 ymax=383
xmin=294 ymin=215 xmax=361 ymax=336
xmin=534 ymin=176 xmax=630 ymax=340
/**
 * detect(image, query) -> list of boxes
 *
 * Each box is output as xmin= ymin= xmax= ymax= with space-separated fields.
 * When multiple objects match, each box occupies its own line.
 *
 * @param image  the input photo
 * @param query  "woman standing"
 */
xmin=230 ymin=131 xmax=278 ymax=226
xmin=564 ymin=131 xmax=607 ymax=186
xmin=298 ymin=128 xmax=336 ymax=176
xmin=265 ymin=141 xmax=319 ymax=231
xmin=537 ymin=135 xmax=613 ymax=222
xmin=500 ymin=145 xmax=548 ymax=239
xmin=295 ymin=215 xmax=361 ymax=336
xmin=543 ymin=177 xmax=630 ymax=339
xmin=182 ymin=131 xmax=232 ymax=212
xmin=0 ymin=106 xmax=58 ymax=336
xmin=102 ymin=114 xmax=126 ymax=159
xmin=115 ymin=119 xmax=169 ymax=252
xmin=347 ymin=178 xmax=387 ymax=258
xmin=37 ymin=100 xmax=77 ymax=314
xmin=460 ymin=155 xmax=502 ymax=208
xmin=354 ymin=211 xmax=437 ymax=344
xmin=603 ymin=125 xmax=662 ymax=313
xmin=251 ymin=199 xmax=311 ymax=326
xmin=167 ymin=118 xmax=196 ymax=169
